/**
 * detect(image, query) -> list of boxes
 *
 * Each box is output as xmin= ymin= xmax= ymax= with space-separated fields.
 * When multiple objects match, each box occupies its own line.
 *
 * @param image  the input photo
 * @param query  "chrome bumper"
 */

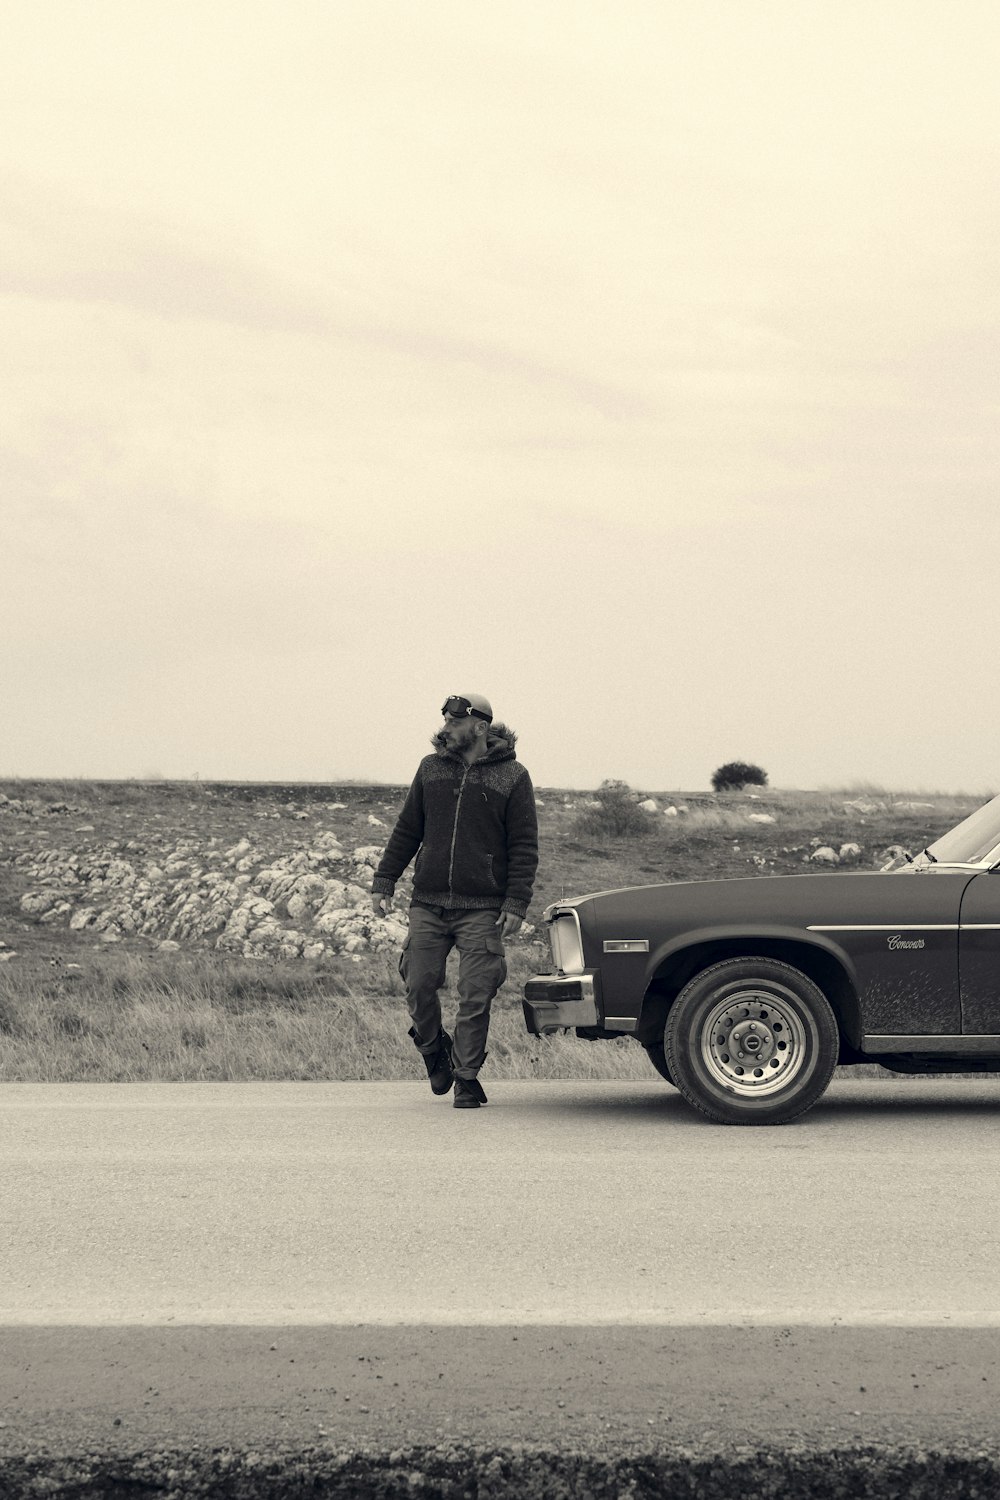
xmin=522 ymin=972 xmax=600 ymax=1035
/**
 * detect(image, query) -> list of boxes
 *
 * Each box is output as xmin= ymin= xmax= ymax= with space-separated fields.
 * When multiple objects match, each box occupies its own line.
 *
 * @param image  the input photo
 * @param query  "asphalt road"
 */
xmin=3 ymin=1077 xmax=1000 ymax=1455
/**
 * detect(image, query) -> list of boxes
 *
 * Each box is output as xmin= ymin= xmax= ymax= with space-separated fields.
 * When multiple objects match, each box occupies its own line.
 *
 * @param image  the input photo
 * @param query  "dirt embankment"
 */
xmin=3 ymin=1443 xmax=1000 ymax=1498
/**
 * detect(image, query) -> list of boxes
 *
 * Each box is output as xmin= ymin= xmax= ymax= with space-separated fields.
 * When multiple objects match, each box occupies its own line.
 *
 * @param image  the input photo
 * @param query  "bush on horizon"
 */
xmin=711 ymin=761 xmax=769 ymax=793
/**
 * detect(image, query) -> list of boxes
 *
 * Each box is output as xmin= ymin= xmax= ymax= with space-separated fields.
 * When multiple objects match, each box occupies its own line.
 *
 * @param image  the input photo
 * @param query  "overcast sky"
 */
xmin=4 ymin=1 xmax=998 ymax=793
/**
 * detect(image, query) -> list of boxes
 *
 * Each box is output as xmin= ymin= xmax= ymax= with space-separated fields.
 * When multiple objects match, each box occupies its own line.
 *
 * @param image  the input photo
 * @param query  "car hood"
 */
xmin=560 ymin=868 xmax=979 ymax=935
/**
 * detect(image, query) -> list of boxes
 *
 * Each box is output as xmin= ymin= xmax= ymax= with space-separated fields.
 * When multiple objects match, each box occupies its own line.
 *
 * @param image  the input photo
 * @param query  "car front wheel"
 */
xmin=664 ymin=957 xmax=839 ymax=1125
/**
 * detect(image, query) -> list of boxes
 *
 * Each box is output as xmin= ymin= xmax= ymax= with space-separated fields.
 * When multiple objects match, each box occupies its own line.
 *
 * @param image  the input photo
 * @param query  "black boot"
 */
xmin=453 ymin=1076 xmax=488 ymax=1109
xmin=409 ymin=1026 xmax=454 ymax=1095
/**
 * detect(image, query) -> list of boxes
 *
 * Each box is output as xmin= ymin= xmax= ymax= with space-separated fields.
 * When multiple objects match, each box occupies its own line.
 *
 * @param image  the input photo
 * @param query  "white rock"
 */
xmin=664 ymin=806 xmax=678 ymax=817
xmin=810 ymin=846 xmax=840 ymax=864
xmin=639 ymin=799 xmax=659 ymax=813
xmin=314 ymin=907 xmax=358 ymax=937
xmin=312 ymin=831 xmax=344 ymax=854
xmin=40 ymin=901 xmax=73 ymax=924
xmin=839 ymin=842 xmax=863 ymax=862
xmin=158 ymin=939 xmax=181 ymax=951
xmin=748 ymin=813 xmax=775 ymax=824
xmin=352 ymin=845 xmax=385 ymax=870
xmin=367 ymin=814 xmax=386 ymax=827
xmin=20 ymin=890 xmax=64 ymax=917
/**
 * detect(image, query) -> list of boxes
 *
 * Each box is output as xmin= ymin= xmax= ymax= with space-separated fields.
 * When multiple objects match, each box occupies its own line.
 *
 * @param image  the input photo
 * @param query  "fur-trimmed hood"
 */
xmin=484 ymin=721 xmax=517 ymax=757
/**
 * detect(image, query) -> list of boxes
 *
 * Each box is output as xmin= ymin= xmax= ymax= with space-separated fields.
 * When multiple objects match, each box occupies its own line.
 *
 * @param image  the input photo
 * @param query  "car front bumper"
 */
xmin=522 ymin=972 xmax=600 ymax=1035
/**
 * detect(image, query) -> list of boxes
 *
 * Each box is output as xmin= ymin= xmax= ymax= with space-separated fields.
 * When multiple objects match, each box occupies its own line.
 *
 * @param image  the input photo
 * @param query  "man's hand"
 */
xmin=495 ymin=911 xmax=523 ymax=940
xmin=372 ymin=893 xmax=393 ymax=918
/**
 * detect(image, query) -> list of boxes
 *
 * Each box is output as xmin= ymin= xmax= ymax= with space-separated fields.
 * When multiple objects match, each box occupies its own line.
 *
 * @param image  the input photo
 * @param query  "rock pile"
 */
xmin=14 ymin=831 xmax=413 ymax=960
xmin=0 ymin=791 xmax=82 ymax=818
xmin=807 ymin=842 xmax=866 ymax=865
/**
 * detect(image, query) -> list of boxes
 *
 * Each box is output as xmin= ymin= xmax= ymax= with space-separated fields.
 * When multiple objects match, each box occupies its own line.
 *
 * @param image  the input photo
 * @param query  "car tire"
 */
xmin=664 ymin=957 xmax=839 ymax=1125
xmin=643 ymin=1042 xmax=676 ymax=1086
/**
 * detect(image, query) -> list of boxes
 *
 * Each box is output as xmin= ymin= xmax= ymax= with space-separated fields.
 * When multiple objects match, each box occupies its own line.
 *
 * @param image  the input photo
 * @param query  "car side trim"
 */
xmin=809 ymin=923 xmax=1000 ymax=931
xmin=603 ymin=1016 xmax=638 ymax=1031
xmin=808 ymin=924 xmax=960 ymax=931
xmin=864 ymin=1034 xmax=1000 ymax=1053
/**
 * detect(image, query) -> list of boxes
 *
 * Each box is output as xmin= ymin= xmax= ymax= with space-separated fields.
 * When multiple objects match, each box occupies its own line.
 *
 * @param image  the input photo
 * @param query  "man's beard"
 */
xmin=432 ymin=725 xmax=473 ymax=754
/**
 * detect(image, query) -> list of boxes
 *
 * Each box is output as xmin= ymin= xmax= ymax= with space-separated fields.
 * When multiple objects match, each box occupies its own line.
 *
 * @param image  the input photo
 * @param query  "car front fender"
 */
xmin=645 ymin=923 xmax=862 ymax=992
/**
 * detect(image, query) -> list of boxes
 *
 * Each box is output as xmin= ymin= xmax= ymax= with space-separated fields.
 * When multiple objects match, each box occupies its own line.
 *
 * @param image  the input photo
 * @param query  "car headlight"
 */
xmin=548 ymin=908 xmax=584 ymax=974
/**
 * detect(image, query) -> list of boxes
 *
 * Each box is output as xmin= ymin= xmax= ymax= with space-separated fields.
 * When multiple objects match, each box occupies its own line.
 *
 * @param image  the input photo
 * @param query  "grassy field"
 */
xmin=0 ymin=777 xmax=985 ymax=1083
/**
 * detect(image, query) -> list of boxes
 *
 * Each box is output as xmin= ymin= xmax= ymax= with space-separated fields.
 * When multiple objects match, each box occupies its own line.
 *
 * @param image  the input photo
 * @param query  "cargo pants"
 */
xmin=399 ymin=903 xmax=508 ymax=1080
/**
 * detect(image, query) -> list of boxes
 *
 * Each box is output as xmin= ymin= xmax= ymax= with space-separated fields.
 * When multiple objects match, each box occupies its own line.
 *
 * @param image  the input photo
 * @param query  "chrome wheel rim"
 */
xmin=699 ymin=986 xmax=808 ymax=1097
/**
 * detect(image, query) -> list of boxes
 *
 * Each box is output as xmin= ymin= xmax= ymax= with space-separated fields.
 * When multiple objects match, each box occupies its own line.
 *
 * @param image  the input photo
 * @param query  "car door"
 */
xmin=958 ymin=870 xmax=1000 ymax=1035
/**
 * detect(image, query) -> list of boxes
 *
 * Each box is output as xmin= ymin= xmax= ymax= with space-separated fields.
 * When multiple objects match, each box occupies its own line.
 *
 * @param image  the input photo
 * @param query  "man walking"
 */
xmin=371 ymin=694 xmax=538 ymax=1109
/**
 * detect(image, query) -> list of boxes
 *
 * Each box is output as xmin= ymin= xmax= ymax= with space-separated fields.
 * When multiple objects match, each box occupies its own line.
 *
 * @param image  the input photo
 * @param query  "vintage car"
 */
xmin=522 ymin=793 xmax=1000 ymax=1124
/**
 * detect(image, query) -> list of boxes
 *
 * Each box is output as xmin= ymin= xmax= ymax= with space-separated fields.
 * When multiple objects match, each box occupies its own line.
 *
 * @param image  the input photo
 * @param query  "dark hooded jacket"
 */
xmin=372 ymin=723 xmax=538 ymax=919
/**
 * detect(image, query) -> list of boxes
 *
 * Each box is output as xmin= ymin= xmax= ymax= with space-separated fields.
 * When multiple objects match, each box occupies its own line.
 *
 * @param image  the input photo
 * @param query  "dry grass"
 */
xmin=0 ymin=948 xmax=652 ymax=1083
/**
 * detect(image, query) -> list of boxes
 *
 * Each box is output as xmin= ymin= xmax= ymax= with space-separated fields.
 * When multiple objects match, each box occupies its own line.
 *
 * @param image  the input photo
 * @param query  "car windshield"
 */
xmin=925 ymin=793 xmax=1000 ymax=865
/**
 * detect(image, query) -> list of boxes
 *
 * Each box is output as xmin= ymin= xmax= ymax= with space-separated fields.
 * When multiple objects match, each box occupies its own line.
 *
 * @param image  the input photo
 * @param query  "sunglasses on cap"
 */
xmin=441 ymin=696 xmax=492 ymax=721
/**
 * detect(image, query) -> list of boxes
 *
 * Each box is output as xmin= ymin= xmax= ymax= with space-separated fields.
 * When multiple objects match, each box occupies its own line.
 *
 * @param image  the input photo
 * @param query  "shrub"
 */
xmin=711 ymin=761 xmax=769 ymax=793
xmin=572 ymin=779 xmax=655 ymax=839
